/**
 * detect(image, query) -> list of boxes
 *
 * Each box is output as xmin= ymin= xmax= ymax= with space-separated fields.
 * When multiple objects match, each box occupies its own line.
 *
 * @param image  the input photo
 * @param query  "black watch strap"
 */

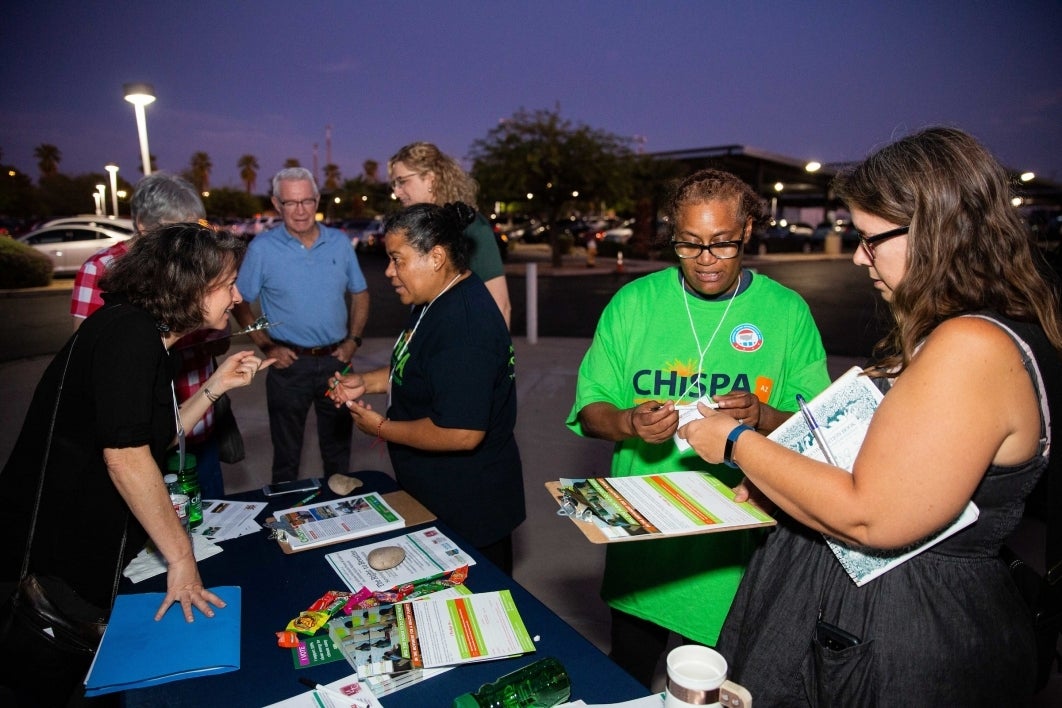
xmin=723 ymin=424 xmax=754 ymax=468
xmin=345 ymin=335 xmax=362 ymax=347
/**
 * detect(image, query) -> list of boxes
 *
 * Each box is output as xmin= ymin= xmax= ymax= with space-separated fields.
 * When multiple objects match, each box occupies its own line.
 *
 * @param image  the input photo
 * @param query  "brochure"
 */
xmin=327 ymin=586 xmax=471 ymax=678
xmin=272 ymin=492 xmax=405 ymax=551
xmin=193 ymin=498 xmax=267 ymax=542
xmin=767 ymin=366 xmax=979 ymax=585
xmin=84 ymin=586 xmax=240 ymax=696
xmin=397 ymin=589 xmax=535 ymax=669
xmin=548 ymin=471 xmax=775 ymax=544
xmin=325 ymin=527 xmax=476 ymax=593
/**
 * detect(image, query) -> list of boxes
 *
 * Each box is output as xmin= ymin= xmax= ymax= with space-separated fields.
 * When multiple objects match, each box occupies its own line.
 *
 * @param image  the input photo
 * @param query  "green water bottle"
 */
xmin=167 ymin=452 xmax=202 ymax=528
xmin=452 ymin=657 xmax=571 ymax=708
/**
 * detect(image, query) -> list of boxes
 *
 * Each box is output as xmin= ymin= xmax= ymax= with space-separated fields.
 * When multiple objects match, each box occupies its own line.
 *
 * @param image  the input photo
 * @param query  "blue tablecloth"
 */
xmin=120 ymin=470 xmax=646 ymax=707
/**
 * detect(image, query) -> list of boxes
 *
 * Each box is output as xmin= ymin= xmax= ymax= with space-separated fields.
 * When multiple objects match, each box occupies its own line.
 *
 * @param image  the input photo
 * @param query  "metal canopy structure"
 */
xmin=650 ymin=144 xmax=1062 ymax=211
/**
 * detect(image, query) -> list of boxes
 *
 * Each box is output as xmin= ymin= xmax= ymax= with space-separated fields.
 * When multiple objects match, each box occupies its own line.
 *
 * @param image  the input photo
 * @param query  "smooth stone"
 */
xmin=327 ymin=474 xmax=364 ymax=496
xmin=367 ymin=546 xmax=406 ymax=571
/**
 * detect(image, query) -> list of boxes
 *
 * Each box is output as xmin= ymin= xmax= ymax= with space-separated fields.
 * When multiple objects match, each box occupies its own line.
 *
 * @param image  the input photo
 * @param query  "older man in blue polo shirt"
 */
xmin=233 ymin=167 xmax=370 ymax=483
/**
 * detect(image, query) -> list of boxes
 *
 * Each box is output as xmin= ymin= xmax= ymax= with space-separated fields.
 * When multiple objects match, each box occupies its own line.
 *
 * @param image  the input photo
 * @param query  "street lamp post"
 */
xmin=105 ymin=163 xmax=120 ymax=216
xmin=123 ymin=83 xmax=156 ymax=176
xmin=96 ymin=184 xmax=107 ymax=217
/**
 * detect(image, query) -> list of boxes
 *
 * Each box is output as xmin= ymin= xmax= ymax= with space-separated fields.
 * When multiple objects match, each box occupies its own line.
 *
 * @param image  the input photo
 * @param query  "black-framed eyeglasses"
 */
xmin=672 ymin=239 xmax=744 ymax=260
xmin=390 ymin=172 xmax=423 ymax=190
xmin=278 ymin=198 xmax=318 ymax=211
xmin=857 ymin=226 xmax=909 ymax=258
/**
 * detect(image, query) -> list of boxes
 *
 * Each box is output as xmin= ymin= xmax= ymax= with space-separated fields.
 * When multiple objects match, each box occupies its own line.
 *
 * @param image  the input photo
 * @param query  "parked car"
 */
xmin=603 ymin=219 xmax=634 ymax=245
xmin=42 ymin=215 xmax=136 ymax=235
xmin=18 ymin=223 xmax=131 ymax=274
xmin=338 ymin=218 xmax=386 ymax=253
xmin=762 ymin=220 xmax=815 ymax=253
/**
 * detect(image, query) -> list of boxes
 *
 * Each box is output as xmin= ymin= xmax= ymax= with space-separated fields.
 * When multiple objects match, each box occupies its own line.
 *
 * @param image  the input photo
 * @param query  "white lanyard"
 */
xmin=676 ymin=272 xmax=738 ymax=402
xmin=387 ymin=272 xmax=464 ymax=407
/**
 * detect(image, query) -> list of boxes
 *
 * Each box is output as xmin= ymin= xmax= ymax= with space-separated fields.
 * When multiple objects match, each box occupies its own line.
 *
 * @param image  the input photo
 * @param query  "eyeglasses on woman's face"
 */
xmin=857 ymin=225 xmax=909 ymax=259
xmin=390 ymin=172 xmax=423 ymax=190
xmin=671 ymin=239 xmax=744 ymax=260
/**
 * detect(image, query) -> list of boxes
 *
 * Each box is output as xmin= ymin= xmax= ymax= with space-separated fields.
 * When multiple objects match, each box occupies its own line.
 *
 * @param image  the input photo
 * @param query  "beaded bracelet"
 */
xmin=376 ymin=418 xmax=387 ymax=442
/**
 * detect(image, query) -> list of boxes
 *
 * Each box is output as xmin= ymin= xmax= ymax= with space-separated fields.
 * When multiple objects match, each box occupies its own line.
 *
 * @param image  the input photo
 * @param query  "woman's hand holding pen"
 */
xmin=326 ymin=369 xmax=365 ymax=407
xmin=629 ymin=400 xmax=678 ymax=443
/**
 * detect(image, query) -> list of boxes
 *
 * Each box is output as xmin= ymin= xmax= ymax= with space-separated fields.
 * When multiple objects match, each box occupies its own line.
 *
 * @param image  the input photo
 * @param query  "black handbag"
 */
xmin=213 ymin=391 xmax=245 ymax=464
xmin=0 ymin=333 xmax=125 ymax=665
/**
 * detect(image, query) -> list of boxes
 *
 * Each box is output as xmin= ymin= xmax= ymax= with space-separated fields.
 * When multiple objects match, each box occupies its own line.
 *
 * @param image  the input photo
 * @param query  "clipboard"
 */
xmin=545 ymin=479 xmax=774 ymax=545
xmin=269 ymin=490 xmax=436 ymax=554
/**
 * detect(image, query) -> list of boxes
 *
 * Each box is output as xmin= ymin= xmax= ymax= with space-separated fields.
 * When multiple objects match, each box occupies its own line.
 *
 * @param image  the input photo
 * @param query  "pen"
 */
xmin=296 ymin=490 xmax=321 ymax=506
xmin=297 ymin=677 xmax=368 ymax=707
xmin=327 ymin=364 xmax=352 ymax=395
xmin=796 ymin=394 xmax=839 ymax=466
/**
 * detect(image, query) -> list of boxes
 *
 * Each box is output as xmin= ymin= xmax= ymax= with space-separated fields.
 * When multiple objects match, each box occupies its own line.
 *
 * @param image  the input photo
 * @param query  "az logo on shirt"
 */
xmin=730 ymin=323 xmax=763 ymax=352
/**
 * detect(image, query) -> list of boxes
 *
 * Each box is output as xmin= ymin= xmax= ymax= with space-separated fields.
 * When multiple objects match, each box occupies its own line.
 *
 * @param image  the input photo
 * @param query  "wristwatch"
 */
xmin=345 ymin=335 xmax=363 ymax=347
xmin=723 ymin=424 xmax=754 ymax=469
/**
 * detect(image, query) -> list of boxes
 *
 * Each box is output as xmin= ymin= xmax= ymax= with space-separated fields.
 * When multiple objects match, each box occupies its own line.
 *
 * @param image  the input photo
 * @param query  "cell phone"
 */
xmin=815 ymin=618 xmax=861 ymax=651
xmin=261 ymin=478 xmax=321 ymax=497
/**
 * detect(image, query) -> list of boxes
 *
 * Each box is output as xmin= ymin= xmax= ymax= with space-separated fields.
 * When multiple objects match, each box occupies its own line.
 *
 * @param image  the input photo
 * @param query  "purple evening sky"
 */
xmin=2 ymin=1 xmax=1060 ymax=189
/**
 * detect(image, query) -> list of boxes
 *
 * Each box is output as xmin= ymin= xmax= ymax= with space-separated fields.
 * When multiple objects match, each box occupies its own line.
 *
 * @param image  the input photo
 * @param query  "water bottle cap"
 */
xmin=451 ymin=693 xmax=480 ymax=708
xmin=163 ymin=474 xmax=178 ymax=484
xmin=166 ymin=452 xmax=197 ymax=471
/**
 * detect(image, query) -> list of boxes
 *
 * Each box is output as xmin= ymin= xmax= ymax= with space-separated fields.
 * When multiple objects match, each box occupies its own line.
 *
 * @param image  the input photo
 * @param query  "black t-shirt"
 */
xmin=387 ymin=275 xmax=525 ymax=547
xmin=0 ymin=296 xmax=175 ymax=609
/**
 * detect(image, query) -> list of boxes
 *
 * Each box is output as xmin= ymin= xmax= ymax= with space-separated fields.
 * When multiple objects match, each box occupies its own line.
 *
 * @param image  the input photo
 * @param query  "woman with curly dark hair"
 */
xmin=679 ymin=127 xmax=1062 ymax=705
xmin=0 ymin=223 xmax=273 ymax=705
xmin=328 ymin=202 xmax=524 ymax=574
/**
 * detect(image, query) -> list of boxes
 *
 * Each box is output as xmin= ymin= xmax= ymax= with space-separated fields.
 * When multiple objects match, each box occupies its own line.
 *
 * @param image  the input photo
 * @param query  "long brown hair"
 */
xmin=833 ymin=127 xmax=1062 ymax=376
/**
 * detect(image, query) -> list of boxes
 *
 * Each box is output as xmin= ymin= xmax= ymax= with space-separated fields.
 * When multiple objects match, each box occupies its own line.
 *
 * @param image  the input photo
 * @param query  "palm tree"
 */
xmin=362 ymin=159 xmax=379 ymax=183
xmin=34 ymin=143 xmax=62 ymax=180
xmin=283 ymin=158 xmax=301 ymax=169
xmin=238 ymin=154 xmax=259 ymax=194
xmin=323 ymin=163 xmax=341 ymax=192
xmin=189 ymin=151 xmax=212 ymax=193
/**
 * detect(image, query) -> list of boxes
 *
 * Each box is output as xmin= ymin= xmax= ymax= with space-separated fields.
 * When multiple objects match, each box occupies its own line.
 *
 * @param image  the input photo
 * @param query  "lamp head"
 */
xmin=123 ymin=82 xmax=156 ymax=106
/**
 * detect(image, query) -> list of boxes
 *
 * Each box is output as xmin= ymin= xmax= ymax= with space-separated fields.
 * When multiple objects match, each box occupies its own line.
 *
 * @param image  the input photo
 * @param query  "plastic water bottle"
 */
xmin=168 ymin=452 xmax=202 ymax=528
xmin=451 ymin=657 xmax=571 ymax=708
xmin=163 ymin=473 xmax=190 ymax=534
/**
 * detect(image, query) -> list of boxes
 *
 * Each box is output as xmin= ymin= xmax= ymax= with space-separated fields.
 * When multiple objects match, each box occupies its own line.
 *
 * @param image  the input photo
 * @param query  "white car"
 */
xmin=42 ymin=215 xmax=136 ymax=235
xmin=603 ymin=220 xmax=634 ymax=244
xmin=19 ymin=223 xmax=132 ymax=274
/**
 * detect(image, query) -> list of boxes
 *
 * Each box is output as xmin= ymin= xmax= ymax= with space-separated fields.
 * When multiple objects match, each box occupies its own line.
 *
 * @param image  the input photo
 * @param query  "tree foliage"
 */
xmin=202 ymin=187 xmax=263 ymax=219
xmin=470 ymin=107 xmax=635 ymax=266
xmin=187 ymin=151 xmax=212 ymax=193
xmin=34 ymin=143 xmax=62 ymax=180
xmin=237 ymin=154 xmax=259 ymax=194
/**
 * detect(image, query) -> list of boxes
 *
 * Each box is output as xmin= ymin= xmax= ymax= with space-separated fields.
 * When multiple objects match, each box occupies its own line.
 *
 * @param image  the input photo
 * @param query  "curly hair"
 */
xmin=833 ymin=126 xmax=1062 ymax=375
xmin=664 ymin=169 xmax=768 ymax=246
xmin=388 ymin=142 xmax=479 ymax=207
xmin=99 ymin=222 xmax=246 ymax=333
xmin=383 ymin=202 xmax=476 ymax=272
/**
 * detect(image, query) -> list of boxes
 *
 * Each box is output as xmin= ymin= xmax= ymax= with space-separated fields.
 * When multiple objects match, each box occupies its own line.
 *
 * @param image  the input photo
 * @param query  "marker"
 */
xmin=796 ymin=394 xmax=839 ymax=466
xmin=297 ymin=677 xmax=368 ymax=707
xmin=296 ymin=490 xmax=321 ymax=506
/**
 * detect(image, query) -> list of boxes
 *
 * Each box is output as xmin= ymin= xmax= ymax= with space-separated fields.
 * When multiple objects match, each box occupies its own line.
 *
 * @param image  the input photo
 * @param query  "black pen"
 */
xmin=796 ymin=394 xmax=839 ymax=466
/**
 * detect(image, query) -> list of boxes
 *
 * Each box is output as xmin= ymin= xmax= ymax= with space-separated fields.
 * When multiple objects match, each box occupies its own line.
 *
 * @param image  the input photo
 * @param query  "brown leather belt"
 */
xmin=274 ymin=340 xmax=341 ymax=356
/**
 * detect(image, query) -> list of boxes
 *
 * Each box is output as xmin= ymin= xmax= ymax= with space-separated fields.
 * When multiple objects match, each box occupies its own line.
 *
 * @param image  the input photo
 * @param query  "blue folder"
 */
xmin=84 ymin=586 xmax=241 ymax=696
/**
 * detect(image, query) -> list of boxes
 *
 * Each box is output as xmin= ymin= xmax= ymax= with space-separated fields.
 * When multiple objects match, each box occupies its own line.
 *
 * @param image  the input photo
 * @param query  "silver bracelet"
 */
xmin=203 ymin=386 xmax=220 ymax=403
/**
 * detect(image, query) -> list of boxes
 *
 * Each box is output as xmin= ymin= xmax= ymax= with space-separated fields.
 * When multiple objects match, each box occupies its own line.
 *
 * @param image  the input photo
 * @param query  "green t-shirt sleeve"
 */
xmin=566 ymin=291 xmax=630 ymax=436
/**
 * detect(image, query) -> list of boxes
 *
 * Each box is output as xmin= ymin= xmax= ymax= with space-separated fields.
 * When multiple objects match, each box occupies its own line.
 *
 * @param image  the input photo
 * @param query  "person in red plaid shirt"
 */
xmin=69 ymin=173 xmax=230 ymax=498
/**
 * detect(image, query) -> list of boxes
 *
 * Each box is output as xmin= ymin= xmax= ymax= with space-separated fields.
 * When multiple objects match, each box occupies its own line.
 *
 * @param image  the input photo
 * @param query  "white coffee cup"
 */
xmin=664 ymin=645 xmax=728 ymax=708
